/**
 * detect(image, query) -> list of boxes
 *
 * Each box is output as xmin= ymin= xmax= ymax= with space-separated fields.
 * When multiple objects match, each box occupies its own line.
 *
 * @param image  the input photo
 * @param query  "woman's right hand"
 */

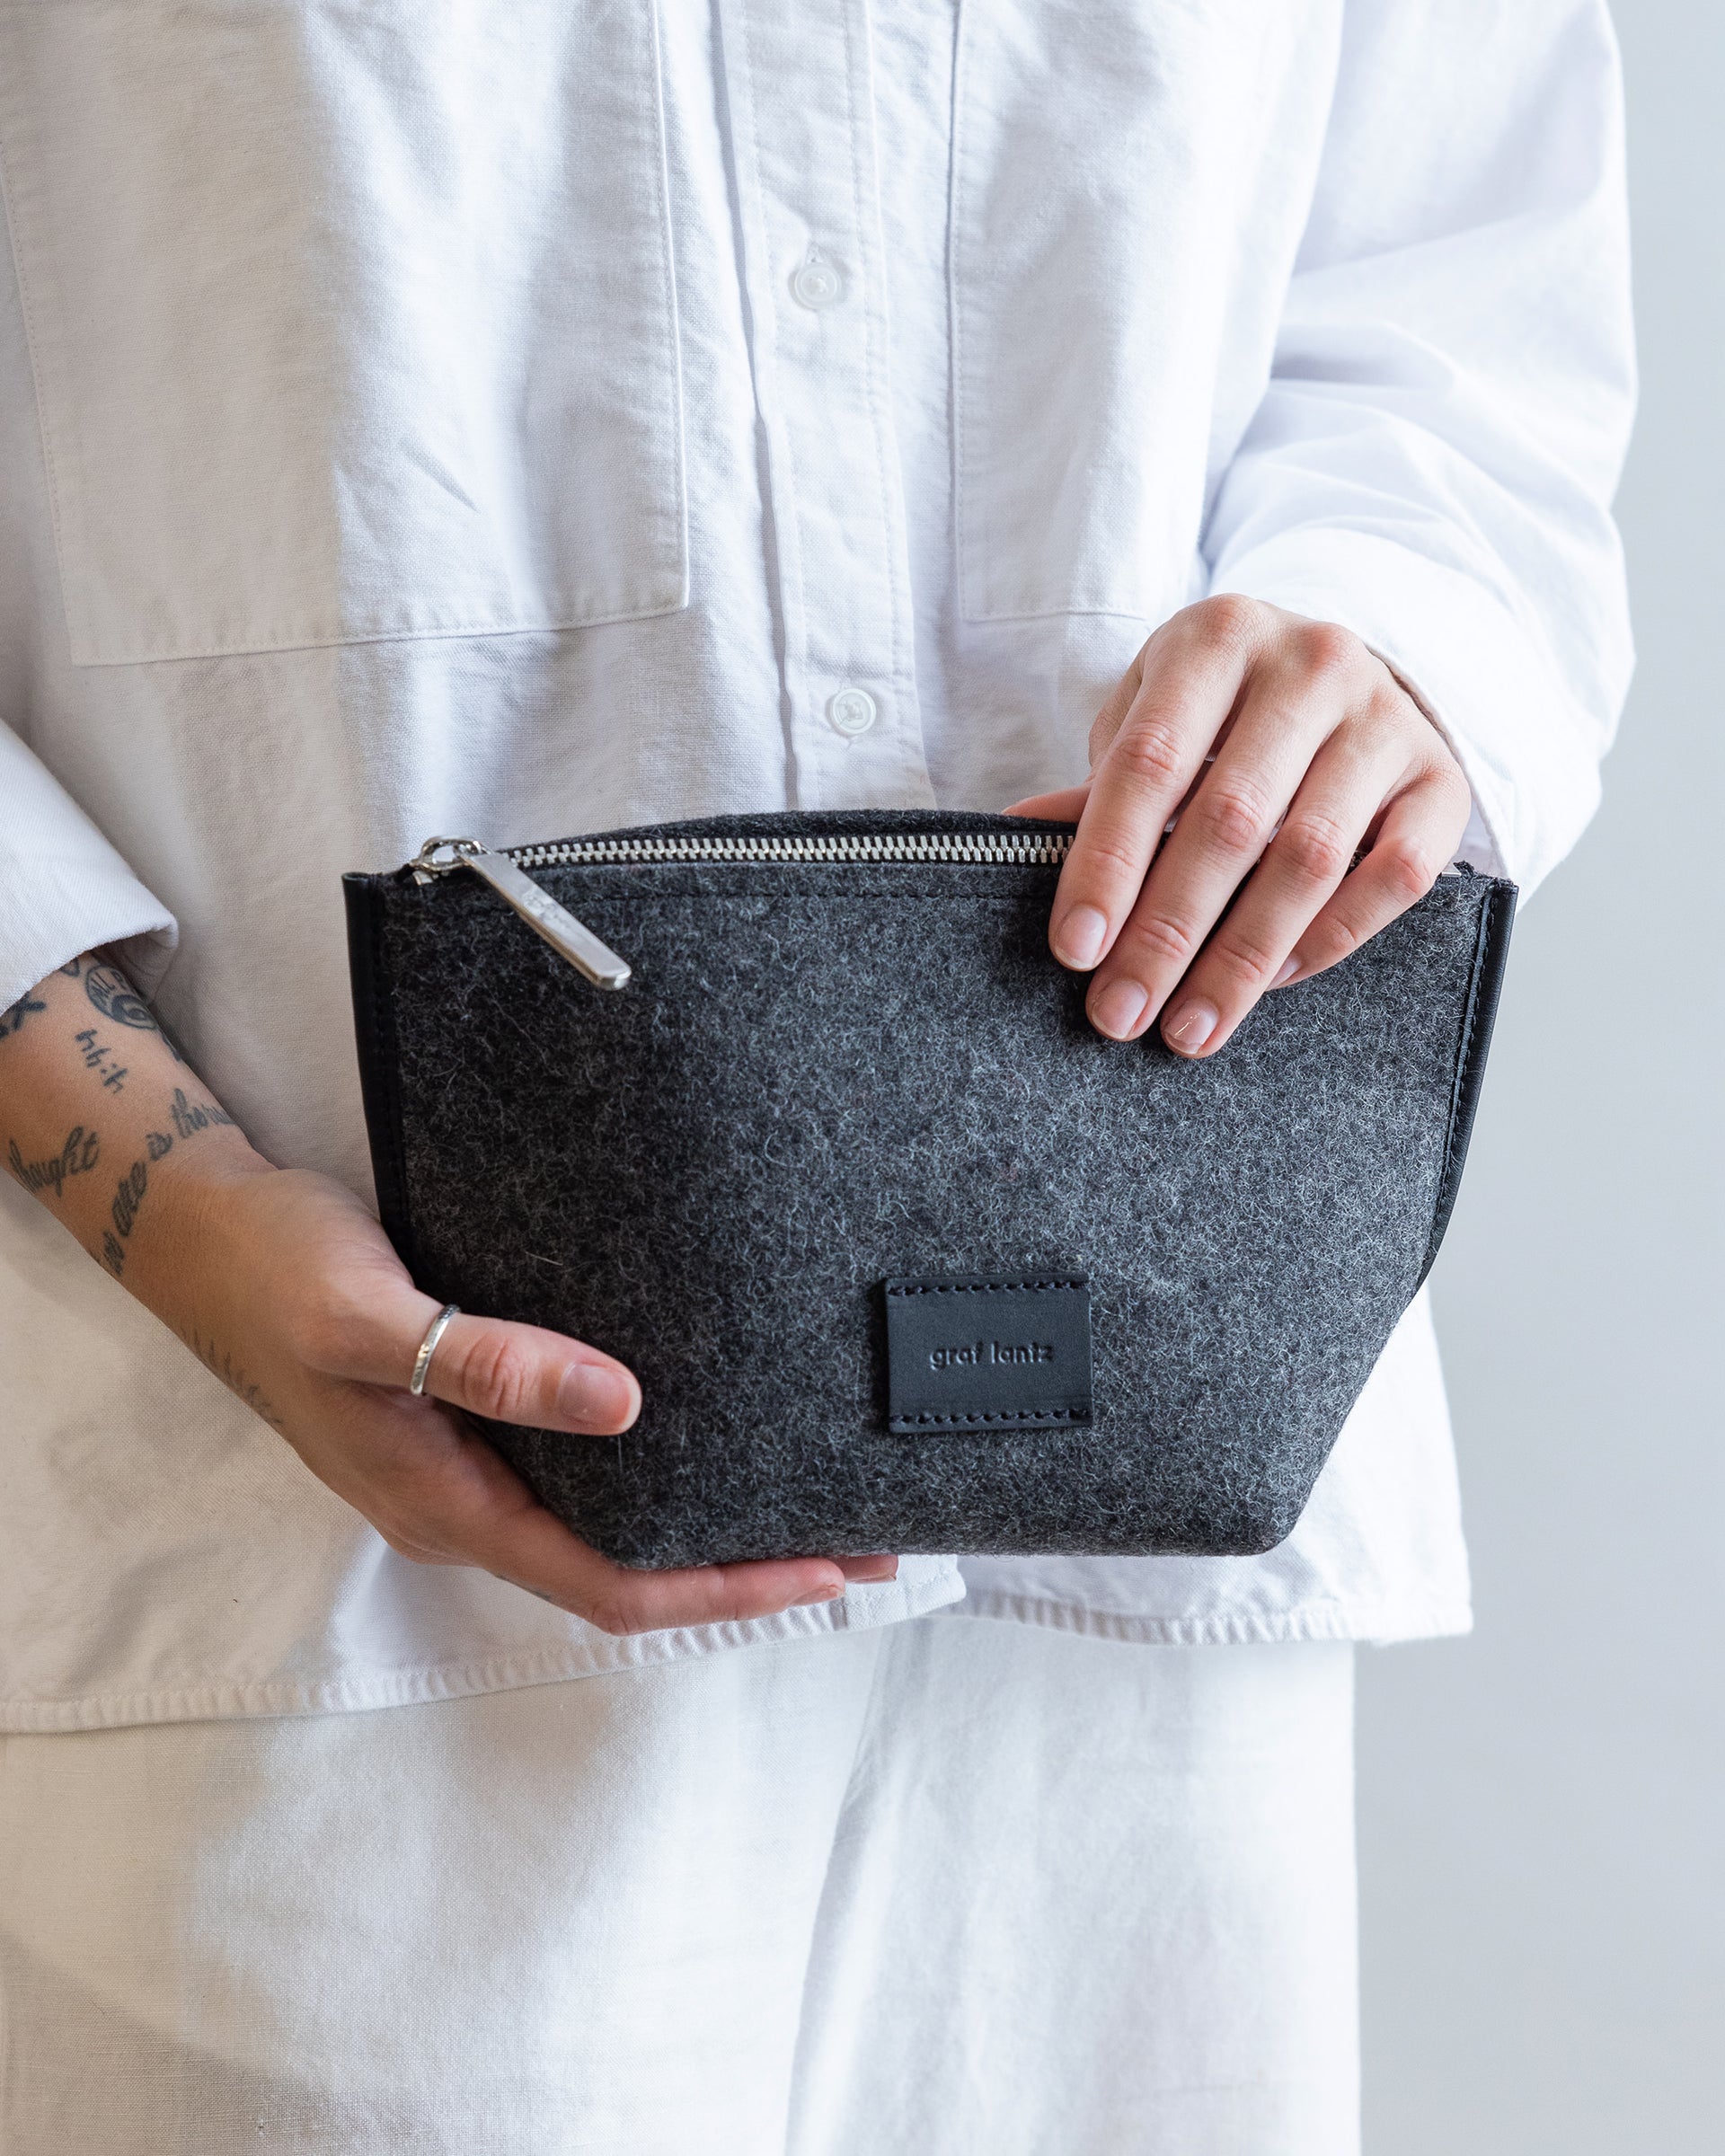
xmin=2 ymin=956 xmax=895 ymax=1632
xmin=157 ymin=1162 xmax=898 ymax=1630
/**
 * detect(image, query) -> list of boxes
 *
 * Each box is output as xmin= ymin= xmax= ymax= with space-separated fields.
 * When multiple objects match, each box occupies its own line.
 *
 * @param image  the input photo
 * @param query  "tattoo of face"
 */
xmin=1 ymin=992 xmax=47 ymax=1039
xmin=6 ymin=1127 xmax=101 ymax=1200
xmin=83 ymin=962 xmax=190 ymax=1063
xmin=84 ymin=963 xmax=158 ymax=1030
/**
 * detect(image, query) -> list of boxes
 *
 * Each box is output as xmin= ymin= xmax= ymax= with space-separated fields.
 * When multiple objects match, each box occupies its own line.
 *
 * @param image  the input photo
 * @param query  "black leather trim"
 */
xmin=1415 ymin=879 xmax=1517 ymax=1288
xmin=341 ymin=873 xmax=420 ymax=1277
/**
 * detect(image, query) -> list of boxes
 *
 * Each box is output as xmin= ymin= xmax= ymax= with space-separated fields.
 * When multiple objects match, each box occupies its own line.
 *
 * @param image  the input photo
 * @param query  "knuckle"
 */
xmin=1366 ymin=674 xmax=1415 ymax=729
xmin=1208 ymin=931 xmax=1279 ymax=991
xmin=1110 ymin=718 xmax=1187 ymax=793
xmin=1378 ymin=839 xmax=1438 ymax=906
xmin=1300 ymin=915 xmax=1359 ymax=974
xmin=1292 ymin=620 xmax=1367 ymax=683
xmin=1193 ymin=779 xmax=1270 ymax=857
xmin=1278 ymin=813 xmax=1350 ymax=886
xmin=1079 ymin=826 xmax=1154 ymax=888
xmin=451 ymin=1332 xmax=543 ymax=1423
xmin=1119 ymin=910 xmax=1194 ymax=971
xmin=1190 ymin=592 xmax=1263 ymax=648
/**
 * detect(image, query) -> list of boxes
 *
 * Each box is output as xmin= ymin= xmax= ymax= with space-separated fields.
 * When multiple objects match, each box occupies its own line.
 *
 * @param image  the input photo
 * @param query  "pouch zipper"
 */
xmin=407 ymin=826 xmax=1074 ymax=988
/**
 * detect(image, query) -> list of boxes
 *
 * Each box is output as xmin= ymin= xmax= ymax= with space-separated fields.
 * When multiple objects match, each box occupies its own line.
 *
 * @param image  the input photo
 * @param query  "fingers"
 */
xmin=348 ymin=1402 xmax=864 ymax=1630
xmin=296 ymin=1275 xmax=641 ymax=1436
xmin=1151 ymin=748 xmax=1465 ymax=1057
xmin=1054 ymin=601 xmax=1472 ymax=1053
xmin=1043 ymin=598 xmax=1262 ymax=974
xmin=1004 ymin=783 xmax=1092 ymax=822
xmin=1274 ymin=781 xmax=1471 ymax=994
xmin=429 ymin=1454 xmax=853 ymax=1632
xmin=421 ymin=1312 xmax=641 ymax=1434
xmin=192 ymin=1168 xmax=898 ymax=1636
xmin=1079 ymin=620 xmax=1373 ymax=1039
xmin=290 ymin=1276 xmax=900 ymax=1630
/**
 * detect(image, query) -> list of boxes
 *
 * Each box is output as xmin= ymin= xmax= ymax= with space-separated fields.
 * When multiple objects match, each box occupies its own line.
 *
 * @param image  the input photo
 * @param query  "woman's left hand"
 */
xmin=1008 ymin=596 xmax=1473 ymax=1056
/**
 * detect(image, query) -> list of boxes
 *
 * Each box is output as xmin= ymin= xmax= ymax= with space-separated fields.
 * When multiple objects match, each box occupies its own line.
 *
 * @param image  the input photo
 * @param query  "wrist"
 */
xmin=74 ymin=1116 xmax=271 ymax=1311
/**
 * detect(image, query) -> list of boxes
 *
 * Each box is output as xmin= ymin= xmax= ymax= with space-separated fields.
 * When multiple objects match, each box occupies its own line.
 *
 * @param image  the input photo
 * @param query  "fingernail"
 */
xmin=842 ymin=1555 xmax=899 ymax=1583
xmin=556 ymin=1362 xmax=634 ymax=1428
xmin=1271 ymin=957 xmax=1300 ymax=988
xmin=1052 ymin=904 xmax=1109 ymax=970
xmin=1091 ymin=978 xmax=1148 ymax=1039
xmin=1164 ymin=1001 xmax=1218 ymax=1053
xmin=793 ymin=1581 xmax=845 ymax=1606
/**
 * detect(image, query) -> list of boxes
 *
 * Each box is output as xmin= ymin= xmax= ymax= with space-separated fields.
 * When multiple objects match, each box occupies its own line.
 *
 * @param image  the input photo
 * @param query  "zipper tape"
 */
xmin=409 ymin=827 xmax=1074 ymax=987
xmin=509 ymin=830 xmax=1074 ymax=869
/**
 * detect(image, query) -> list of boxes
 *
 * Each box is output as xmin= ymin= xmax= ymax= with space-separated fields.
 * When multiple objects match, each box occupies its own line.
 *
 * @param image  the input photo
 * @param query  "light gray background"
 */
xmin=1358 ymin=7 xmax=1724 ymax=2148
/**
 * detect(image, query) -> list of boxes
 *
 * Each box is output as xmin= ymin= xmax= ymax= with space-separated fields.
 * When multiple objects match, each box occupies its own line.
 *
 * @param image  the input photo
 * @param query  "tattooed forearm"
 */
xmin=100 ymin=1154 xmax=151 ymax=1271
xmin=1 ymin=992 xmax=48 ymax=1039
xmin=84 ymin=962 xmax=156 ymax=1029
xmin=94 ymin=1087 xmax=242 ymax=1274
xmin=82 ymin=959 xmax=187 ymax=1063
xmin=179 ymin=1326 xmax=287 ymax=1431
xmin=75 ymin=1028 xmax=128 ymax=1092
xmin=6 ymin=1126 xmax=101 ymax=1199
xmin=169 ymin=1087 xmax=235 ymax=1137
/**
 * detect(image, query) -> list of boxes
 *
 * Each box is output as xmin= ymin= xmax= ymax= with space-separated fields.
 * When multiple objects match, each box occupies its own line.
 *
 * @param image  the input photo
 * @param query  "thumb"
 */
xmin=319 ymin=1283 xmax=641 ymax=1435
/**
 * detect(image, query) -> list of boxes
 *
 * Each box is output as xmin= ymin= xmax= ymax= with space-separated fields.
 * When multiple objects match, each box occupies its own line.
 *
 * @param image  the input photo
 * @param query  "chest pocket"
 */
xmin=0 ymin=0 xmax=686 ymax=667
xmin=950 ymin=0 xmax=1283 ymax=627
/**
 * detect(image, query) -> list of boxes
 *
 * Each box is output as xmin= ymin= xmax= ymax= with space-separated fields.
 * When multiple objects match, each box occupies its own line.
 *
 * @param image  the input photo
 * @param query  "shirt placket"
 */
xmin=715 ymin=0 xmax=933 ymax=808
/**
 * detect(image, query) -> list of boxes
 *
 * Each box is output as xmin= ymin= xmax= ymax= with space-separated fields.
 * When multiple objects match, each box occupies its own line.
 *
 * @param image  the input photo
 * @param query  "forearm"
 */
xmin=4 ymin=952 xmax=883 ymax=1624
xmin=0 ymin=954 xmax=270 ymax=1303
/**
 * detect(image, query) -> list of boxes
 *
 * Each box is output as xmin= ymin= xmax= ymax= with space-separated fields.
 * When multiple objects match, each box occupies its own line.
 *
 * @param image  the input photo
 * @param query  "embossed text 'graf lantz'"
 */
xmin=928 ymin=1339 xmax=1056 ymax=1372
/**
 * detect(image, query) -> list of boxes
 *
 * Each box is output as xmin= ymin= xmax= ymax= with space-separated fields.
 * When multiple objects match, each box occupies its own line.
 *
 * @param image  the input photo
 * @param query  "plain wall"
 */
xmin=1358 ymin=5 xmax=1725 ymax=2148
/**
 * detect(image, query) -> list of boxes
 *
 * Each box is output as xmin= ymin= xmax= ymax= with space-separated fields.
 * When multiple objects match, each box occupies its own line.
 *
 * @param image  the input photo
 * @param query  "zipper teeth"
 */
xmin=508 ymin=831 xmax=1073 ymax=870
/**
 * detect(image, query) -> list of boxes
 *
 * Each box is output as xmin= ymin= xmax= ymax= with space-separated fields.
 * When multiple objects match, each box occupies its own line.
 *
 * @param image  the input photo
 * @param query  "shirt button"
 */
xmin=827 ymin=686 xmax=878 ymax=738
xmin=791 ymin=246 xmax=844 ymax=312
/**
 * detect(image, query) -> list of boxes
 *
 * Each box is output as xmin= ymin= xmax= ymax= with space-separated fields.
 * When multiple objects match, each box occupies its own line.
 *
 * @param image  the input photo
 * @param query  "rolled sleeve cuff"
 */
xmin=1208 ymin=527 xmax=1612 ymax=894
xmin=1 ymin=852 xmax=177 ymax=1014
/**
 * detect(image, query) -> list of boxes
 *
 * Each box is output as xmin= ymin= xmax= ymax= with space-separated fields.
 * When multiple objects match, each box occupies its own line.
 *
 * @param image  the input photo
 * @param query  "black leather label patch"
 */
xmin=883 ymin=1276 xmax=1092 ymax=1433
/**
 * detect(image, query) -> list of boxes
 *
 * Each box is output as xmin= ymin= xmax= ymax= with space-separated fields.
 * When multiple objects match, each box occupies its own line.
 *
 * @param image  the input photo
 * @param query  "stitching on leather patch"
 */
xmin=882 ymin=1275 xmax=1092 ymax=1435
xmin=887 ymin=1277 xmax=1086 ymax=1297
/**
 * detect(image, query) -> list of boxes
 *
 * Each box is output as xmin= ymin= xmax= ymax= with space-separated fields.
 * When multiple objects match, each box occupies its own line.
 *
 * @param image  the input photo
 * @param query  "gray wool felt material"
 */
xmin=344 ymin=809 xmax=1515 ymax=1568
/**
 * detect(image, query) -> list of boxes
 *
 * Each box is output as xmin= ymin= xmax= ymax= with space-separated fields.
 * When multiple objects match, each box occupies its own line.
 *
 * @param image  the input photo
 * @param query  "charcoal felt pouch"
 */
xmin=343 ymin=809 xmax=1515 ymax=1567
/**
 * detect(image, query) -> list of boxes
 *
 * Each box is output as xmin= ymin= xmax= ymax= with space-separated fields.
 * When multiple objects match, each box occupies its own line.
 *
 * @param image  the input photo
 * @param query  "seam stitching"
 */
xmin=887 ymin=1277 xmax=1085 ymax=1298
xmin=890 ymin=1404 xmax=1090 ymax=1429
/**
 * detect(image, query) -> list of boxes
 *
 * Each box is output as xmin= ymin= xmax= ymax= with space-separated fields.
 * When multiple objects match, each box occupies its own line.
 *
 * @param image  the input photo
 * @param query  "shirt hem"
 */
xmin=934 ymin=1590 xmax=1474 ymax=1648
xmin=0 ymin=1563 xmax=969 ymax=1733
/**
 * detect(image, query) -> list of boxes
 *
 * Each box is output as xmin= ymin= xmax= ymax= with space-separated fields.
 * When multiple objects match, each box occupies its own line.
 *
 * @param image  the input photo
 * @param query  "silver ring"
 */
xmin=409 ymin=1303 xmax=460 ymax=1396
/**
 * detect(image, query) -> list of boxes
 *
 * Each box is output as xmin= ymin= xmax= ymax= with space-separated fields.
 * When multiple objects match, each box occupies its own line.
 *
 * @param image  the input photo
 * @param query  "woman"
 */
xmin=0 ymin=2 xmax=1632 ymax=2148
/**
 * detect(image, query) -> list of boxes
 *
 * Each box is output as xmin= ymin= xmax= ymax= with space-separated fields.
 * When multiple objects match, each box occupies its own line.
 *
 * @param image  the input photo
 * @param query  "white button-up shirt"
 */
xmin=0 ymin=0 xmax=1632 ymax=1729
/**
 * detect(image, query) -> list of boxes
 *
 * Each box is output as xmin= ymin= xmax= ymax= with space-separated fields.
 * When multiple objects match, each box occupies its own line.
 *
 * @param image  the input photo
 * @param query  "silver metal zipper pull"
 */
xmin=409 ymin=838 xmax=632 ymax=990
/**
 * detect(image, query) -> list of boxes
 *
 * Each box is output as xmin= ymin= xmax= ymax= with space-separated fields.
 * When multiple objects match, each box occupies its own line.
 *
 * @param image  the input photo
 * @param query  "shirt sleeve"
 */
xmin=1203 ymin=0 xmax=1634 ymax=891
xmin=1 ymin=722 xmax=178 ymax=1012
